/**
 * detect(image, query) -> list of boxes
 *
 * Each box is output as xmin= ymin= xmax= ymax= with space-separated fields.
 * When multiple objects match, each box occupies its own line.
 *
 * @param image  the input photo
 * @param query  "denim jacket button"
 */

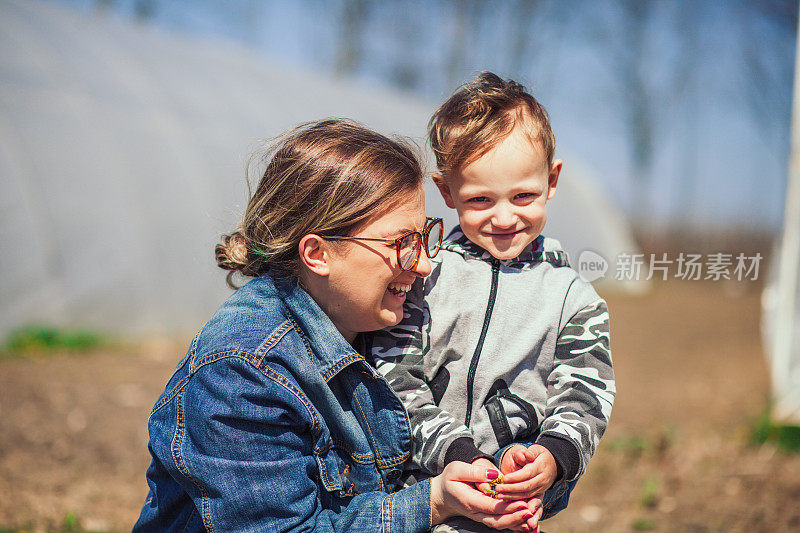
xmin=387 ymin=468 xmax=402 ymax=481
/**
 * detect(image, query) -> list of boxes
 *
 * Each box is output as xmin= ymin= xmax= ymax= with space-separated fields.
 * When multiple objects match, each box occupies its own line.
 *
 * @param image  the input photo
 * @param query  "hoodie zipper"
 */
xmin=464 ymin=258 xmax=500 ymax=427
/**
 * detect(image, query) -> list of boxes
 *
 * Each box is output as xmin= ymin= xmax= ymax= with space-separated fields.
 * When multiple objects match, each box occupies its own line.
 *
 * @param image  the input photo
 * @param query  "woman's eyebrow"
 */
xmin=383 ymin=227 xmax=414 ymax=237
xmin=379 ymin=224 xmax=421 ymax=238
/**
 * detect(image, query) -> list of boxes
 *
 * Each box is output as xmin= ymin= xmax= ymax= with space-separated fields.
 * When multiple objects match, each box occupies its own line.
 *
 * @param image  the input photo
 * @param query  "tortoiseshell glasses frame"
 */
xmin=324 ymin=217 xmax=444 ymax=272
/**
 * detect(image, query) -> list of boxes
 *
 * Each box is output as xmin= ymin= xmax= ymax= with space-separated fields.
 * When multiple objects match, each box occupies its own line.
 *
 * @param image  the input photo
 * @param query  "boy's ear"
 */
xmin=298 ymin=234 xmax=331 ymax=277
xmin=433 ymin=172 xmax=456 ymax=209
xmin=546 ymin=159 xmax=562 ymax=200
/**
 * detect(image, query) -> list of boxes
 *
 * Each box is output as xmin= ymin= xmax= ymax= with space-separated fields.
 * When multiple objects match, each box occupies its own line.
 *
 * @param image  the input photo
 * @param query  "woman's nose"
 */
xmin=412 ymin=249 xmax=432 ymax=277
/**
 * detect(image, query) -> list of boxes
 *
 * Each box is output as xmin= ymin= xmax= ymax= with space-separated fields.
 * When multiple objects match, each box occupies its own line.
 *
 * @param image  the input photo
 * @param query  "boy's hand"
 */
xmin=499 ymin=444 xmax=529 ymax=475
xmin=494 ymin=444 xmax=558 ymax=501
xmin=494 ymin=445 xmax=548 ymax=532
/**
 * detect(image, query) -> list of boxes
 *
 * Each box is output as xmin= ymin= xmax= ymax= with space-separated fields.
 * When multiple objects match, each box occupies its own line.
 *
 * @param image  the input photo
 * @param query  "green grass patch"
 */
xmin=639 ymin=476 xmax=660 ymax=509
xmin=61 ymin=512 xmax=80 ymax=533
xmin=632 ymin=518 xmax=656 ymax=531
xmin=0 ymin=512 xmax=105 ymax=533
xmin=2 ymin=325 xmax=106 ymax=357
xmin=608 ymin=433 xmax=649 ymax=456
xmin=750 ymin=409 xmax=800 ymax=454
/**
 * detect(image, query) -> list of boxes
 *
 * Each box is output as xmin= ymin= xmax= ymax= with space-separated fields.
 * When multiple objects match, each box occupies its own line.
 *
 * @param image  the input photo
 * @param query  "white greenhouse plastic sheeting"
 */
xmin=763 ymin=250 xmax=800 ymax=424
xmin=762 ymin=12 xmax=800 ymax=425
xmin=0 ymin=0 xmax=640 ymax=337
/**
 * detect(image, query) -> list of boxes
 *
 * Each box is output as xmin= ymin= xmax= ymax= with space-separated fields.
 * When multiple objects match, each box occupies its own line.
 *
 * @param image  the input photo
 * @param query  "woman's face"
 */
xmin=318 ymin=186 xmax=432 ymax=342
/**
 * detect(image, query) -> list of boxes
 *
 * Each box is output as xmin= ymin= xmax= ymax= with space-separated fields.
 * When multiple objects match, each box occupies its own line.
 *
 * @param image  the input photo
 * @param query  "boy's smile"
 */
xmin=435 ymin=125 xmax=562 ymax=260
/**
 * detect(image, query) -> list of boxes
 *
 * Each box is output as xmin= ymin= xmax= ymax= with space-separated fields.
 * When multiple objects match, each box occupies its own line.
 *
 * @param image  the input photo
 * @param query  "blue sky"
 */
xmin=49 ymin=0 xmax=797 ymax=234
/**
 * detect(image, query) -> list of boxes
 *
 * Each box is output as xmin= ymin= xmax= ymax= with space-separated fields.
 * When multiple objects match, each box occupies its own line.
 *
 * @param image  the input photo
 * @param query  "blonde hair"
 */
xmin=429 ymin=72 xmax=555 ymax=176
xmin=216 ymin=118 xmax=423 ymax=288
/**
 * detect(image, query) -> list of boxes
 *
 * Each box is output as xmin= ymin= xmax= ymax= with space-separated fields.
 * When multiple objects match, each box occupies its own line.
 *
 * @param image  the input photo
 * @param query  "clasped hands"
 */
xmin=471 ymin=444 xmax=558 ymax=533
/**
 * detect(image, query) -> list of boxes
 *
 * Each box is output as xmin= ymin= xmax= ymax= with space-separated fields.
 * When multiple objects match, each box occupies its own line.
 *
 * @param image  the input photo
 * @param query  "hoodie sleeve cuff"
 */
xmin=443 ymin=436 xmax=495 ymax=466
xmin=536 ymin=434 xmax=580 ymax=482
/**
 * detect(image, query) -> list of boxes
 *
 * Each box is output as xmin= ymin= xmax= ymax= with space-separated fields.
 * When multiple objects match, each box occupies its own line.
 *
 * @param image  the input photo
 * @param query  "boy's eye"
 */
xmin=515 ymin=192 xmax=538 ymax=200
xmin=467 ymin=196 xmax=490 ymax=203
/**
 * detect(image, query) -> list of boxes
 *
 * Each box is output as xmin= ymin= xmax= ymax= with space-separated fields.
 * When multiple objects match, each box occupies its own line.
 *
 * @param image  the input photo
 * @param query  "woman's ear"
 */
xmin=298 ymin=234 xmax=330 ymax=277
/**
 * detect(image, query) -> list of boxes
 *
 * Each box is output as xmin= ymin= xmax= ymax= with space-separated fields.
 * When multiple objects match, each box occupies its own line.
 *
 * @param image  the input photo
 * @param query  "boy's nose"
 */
xmin=491 ymin=205 xmax=518 ymax=228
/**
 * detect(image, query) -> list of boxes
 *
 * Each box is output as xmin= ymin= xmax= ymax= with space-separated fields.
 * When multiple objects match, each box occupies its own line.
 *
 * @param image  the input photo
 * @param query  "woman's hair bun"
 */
xmin=215 ymin=230 xmax=249 ymax=272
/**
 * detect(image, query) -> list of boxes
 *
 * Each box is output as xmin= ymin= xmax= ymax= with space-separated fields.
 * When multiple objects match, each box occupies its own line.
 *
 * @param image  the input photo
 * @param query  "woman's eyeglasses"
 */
xmin=324 ymin=217 xmax=444 ymax=272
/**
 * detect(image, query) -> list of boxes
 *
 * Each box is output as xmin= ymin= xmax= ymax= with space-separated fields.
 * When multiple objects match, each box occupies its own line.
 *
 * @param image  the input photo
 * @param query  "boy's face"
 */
xmin=435 ymin=127 xmax=561 ymax=260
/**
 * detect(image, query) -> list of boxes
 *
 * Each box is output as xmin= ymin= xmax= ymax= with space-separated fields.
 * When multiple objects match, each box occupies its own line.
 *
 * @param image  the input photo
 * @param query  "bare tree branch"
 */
xmin=335 ymin=0 xmax=369 ymax=76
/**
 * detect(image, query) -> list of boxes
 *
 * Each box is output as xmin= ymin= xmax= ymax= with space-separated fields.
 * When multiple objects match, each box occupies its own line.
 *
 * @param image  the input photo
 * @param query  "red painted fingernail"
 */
xmin=487 ymin=469 xmax=500 ymax=479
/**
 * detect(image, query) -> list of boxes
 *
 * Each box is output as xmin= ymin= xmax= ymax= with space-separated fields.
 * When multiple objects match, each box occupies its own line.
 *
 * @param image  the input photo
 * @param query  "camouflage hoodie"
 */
xmin=370 ymin=227 xmax=615 ymax=482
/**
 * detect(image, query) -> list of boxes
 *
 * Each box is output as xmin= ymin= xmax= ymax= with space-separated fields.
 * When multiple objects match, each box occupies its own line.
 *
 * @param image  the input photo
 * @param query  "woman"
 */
xmin=133 ymin=119 xmax=534 ymax=532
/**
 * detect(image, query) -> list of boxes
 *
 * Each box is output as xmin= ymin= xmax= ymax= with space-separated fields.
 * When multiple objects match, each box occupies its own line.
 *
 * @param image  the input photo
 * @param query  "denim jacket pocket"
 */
xmin=314 ymin=443 xmax=361 ymax=498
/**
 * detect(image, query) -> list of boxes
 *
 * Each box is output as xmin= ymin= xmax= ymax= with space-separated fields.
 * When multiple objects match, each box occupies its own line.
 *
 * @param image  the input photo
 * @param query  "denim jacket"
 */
xmin=133 ymin=273 xmax=431 ymax=532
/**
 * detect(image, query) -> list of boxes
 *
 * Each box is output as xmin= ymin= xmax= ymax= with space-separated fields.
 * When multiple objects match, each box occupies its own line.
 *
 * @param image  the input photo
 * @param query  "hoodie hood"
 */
xmin=442 ymin=226 xmax=571 ymax=268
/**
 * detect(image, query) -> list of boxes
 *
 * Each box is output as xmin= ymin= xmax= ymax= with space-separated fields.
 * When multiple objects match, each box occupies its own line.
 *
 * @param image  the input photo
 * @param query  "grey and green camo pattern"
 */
xmin=371 ymin=229 xmax=615 ymax=480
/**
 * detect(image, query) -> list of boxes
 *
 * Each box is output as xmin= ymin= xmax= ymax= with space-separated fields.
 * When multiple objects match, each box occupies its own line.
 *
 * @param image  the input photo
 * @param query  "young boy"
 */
xmin=371 ymin=72 xmax=615 ymax=531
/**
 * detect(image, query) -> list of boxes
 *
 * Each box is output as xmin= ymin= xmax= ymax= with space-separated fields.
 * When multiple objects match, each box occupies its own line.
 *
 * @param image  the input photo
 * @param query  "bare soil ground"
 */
xmin=1 ymin=281 xmax=798 ymax=532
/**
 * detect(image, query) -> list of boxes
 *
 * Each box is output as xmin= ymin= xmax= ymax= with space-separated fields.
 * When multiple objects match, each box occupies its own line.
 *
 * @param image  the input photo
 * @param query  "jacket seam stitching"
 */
xmin=194 ymin=349 xmax=257 ymax=368
xmin=200 ymin=352 xmax=321 ymax=434
xmin=281 ymin=304 xmax=359 ymax=381
xmin=188 ymin=333 xmax=200 ymax=373
xmin=347 ymin=394 xmax=411 ymax=468
xmin=316 ymin=450 xmax=342 ymax=491
xmin=155 ymin=349 xmax=273 ymax=414
xmin=189 ymin=333 xmax=199 ymax=358
xmin=184 ymin=352 xmax=323 ymax=437
xmin=255 ymin=360 xmax=321 ymax=433
xmin=282 ymin=305 xmax=315 ymax=360
xmin=327 ymin=440 xmax=375 ymax=464
xmin=253 ymin=320 xmax=294 ymax=365
xmin=351 ymin=391 xmax=387 ymax=467
xmin=172 ymin=389 xmax=215 ymax=532
xmin=314 ymin=441 xmax=406 ymax=468
xmin=151 ymin=375 xmax=190 ymax=415
xmin=313 ymin=439 xmax=374 ymax=463
xmin=384 ymin=492 xmax=394 ymax=533
xmin=322 ymin=353 xmax=364 ymax=381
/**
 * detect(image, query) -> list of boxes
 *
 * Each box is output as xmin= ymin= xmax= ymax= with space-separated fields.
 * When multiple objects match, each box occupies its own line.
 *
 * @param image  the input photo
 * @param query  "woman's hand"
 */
xmin=429 ymin=461 xmax=536 ymax=531
xmin=472 ymin=456 xmax=498 ymax=496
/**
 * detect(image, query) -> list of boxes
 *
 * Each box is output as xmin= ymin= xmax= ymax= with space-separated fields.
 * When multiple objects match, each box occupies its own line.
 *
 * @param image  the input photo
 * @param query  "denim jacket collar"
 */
xmin=271 ymin=274 xmax=362 ymax=382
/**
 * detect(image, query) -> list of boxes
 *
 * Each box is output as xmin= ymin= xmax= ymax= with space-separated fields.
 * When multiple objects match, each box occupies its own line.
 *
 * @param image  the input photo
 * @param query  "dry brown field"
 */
xmin=1 ymin=281 xmax=798 ymax=532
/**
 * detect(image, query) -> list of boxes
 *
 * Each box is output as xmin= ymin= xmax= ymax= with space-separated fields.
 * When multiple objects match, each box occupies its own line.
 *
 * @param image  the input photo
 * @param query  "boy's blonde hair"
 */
xmin=216 ymin=118 xmax=422 ymax=287
xmin=429 ymin=72 xmax=555 ymax=176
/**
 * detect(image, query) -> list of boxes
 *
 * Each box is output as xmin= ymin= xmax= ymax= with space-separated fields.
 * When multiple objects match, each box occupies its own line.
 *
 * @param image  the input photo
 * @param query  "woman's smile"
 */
xmin=387 ymin=281 xmax=413 ymax=299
